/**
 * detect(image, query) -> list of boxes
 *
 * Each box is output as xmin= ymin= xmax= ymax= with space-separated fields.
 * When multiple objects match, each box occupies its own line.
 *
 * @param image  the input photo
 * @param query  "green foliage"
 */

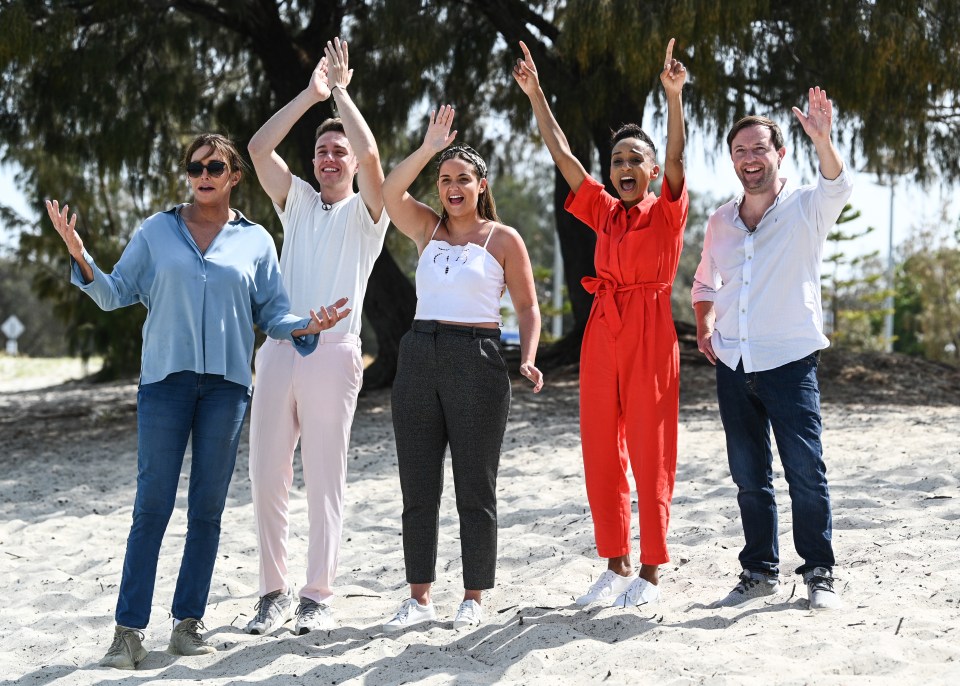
xmin=821 ymin=203 xmax=891 ymax=350
xmin=4 ymin=0 xmax=960 ymax=373
xmin=896 ymin=222 xmax=960 ymax=365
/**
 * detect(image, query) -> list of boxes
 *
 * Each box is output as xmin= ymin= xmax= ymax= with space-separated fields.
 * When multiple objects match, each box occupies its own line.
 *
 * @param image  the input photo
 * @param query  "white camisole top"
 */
xmin=414 ymin=220 xmax=505 ymax=324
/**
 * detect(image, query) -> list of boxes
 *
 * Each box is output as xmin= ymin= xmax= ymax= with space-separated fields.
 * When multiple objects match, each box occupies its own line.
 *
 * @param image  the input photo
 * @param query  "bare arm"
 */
xmin=382 ymin=105 xmax=457 ymax=251
xmin=660 ymin=39 xmax=687 ymax=198
xmin=247 ymin=56 xmax=332 ymax=210
xmin=325 ymin=38 xmax=385 ymax=221
xmin=500 ymin=226 xmax=543 ymax=392
xmin=512 ymin=41 xmax=588 ymax=194
xmin=792 ymin=86 xmax=843 ymax=181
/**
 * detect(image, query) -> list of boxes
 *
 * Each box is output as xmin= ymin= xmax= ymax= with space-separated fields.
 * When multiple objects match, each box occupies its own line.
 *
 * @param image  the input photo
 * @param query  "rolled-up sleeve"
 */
xmin=691 ymin=221 xmax=719 ymax=305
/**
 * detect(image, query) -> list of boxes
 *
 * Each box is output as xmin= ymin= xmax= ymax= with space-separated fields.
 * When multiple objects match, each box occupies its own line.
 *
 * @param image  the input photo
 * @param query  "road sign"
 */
xmin=2 ymin=315 xmax=24 ymax=340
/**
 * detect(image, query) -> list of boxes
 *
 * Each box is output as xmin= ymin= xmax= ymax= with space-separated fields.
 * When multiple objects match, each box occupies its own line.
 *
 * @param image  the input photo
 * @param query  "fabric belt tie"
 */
xmin=581 ymin=277 xmax=671 ymax=337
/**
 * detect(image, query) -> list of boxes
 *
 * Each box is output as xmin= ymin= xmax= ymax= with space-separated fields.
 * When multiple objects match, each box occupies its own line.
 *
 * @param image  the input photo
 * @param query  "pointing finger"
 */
xmin=664 ymin=38 xmax=675 ymax=67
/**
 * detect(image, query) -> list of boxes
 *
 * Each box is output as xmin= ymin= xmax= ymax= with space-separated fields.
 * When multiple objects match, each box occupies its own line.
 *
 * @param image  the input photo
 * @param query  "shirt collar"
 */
xmin=733 ymin=177 xmax=791 ymax=231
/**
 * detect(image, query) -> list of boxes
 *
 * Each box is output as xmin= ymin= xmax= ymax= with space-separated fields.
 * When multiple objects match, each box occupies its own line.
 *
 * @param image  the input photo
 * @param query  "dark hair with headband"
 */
xmin=437 ymin=145 xmax=499 ymax=223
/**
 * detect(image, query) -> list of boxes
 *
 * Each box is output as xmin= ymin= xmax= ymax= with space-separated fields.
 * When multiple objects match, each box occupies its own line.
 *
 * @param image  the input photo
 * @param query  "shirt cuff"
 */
xmin=69 ymin=250 xmax=96 ymax=288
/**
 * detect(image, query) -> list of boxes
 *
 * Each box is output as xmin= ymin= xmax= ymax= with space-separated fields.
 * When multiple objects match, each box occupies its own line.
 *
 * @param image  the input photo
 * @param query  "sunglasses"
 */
xmin=185 ymin=160 xmax=228 ymax=178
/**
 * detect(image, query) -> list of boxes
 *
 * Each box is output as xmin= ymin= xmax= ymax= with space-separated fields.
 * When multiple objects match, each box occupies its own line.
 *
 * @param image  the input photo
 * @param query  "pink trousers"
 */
xmin=248 ymin=334 xmax=363 ymax=604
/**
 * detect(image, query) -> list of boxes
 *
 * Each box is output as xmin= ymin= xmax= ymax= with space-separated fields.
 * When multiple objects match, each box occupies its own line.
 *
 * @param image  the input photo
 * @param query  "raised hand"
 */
xmin=512 ymin=40 xmax=541 ymax=95
xmin=45 ymin=199 xmax=84 ymax=259
xmin=792 ymin=86 xmax=833 ymax=142
xmin=660 ymin=38 xmax=686 ymax=96
xmin=308 ymin=55 xmax=331 ymax=101
xmin=324 ymin=37 xmax=353 ymax=92
xmin=423 ymin=105 xmax=457 ymax=154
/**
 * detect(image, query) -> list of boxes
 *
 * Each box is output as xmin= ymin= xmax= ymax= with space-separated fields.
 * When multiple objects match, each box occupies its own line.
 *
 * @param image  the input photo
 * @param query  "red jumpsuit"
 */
xmin=565 ymin=176 xmax=688 ymax=565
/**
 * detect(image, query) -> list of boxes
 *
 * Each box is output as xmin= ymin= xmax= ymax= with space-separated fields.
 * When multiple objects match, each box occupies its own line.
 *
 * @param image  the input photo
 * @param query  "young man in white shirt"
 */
xmin=692 ymin=87 xmax=853 ymax=611
xmin=244 ymin=38 xmax=389 ymax=634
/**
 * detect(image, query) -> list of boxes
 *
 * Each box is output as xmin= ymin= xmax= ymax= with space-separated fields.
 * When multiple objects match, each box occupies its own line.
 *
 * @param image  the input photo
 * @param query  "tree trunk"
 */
xmin=360 ymin=244 xmax=418 ymax=390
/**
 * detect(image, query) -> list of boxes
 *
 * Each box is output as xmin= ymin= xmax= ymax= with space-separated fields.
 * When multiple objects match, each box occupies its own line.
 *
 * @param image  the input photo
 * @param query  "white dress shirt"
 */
xmin=691 ymin=167 xmax=853 ymax=373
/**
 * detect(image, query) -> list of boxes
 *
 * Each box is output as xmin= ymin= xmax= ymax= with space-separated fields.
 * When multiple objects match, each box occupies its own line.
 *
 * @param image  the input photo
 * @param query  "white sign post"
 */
xmin=2 ymin=315 xmax=25 ymax=356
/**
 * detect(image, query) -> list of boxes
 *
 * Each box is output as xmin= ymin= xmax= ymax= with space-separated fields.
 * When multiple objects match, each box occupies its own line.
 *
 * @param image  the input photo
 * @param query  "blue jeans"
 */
xmin=115 ymin=371 xmax=249 ymax=629
xmin=716 ymin=353 xmax=835 ymax=577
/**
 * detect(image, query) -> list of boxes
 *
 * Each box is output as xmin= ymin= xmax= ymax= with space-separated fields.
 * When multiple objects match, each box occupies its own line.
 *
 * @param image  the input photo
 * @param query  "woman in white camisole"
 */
xmin=380 ymin=105 xmax=543 ymax=632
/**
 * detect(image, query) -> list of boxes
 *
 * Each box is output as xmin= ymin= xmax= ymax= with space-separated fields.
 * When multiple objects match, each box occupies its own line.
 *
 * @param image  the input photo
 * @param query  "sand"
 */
xmin=1 ymin=353 xmax=959 ymax=685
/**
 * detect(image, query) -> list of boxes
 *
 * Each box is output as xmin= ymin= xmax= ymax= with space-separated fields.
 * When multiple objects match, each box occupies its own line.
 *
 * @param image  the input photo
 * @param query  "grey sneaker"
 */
xmin=167 ymin=618 xmax=216 ymax=656
xmin=713 ymin=570 xmax=781 ymax=608
xmin=99 ymin=625 xmax=148 ymax=670
xmin=803 ymin=567 xmax=843 ymax=610
xmin=294 ymin=598 xmax=335 ymax=634
xmin=245 ymin=589 xmax=294 ymax=635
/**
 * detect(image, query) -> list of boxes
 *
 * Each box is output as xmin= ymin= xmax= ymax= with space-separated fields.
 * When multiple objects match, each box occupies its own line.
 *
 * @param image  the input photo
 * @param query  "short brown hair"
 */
xmin=182 ymin=133 xmax=246 ymax=174
xmin=726 ymin=116 xmax=785 ymax=152
xmin=315 ymin=117 xmax=345 ymax=142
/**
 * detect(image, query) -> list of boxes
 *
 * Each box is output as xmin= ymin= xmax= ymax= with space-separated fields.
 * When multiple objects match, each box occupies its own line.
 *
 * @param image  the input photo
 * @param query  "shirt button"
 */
xmin=747 ymin=255 xmax=752 ymax=260
xmin=744 ymin=280 xmax=750 ymax=285
xmin=741 ymin=308 xmax=746 ymax=313
xmin=741 ymin=337 xmax=747 ymax=341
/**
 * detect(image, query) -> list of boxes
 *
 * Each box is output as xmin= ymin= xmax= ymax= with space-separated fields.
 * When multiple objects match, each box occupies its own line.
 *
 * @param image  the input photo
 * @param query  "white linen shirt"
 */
xmin=274 ymin=175 xmax=389 ymax=337
xmin=691 ymin=167 xmax=853 ymax=373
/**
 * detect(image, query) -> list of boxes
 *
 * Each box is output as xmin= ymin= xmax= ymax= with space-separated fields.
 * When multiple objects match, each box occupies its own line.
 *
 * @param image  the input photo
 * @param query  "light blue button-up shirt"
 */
xmin=71 ymin=205 xmax=316 ymax=389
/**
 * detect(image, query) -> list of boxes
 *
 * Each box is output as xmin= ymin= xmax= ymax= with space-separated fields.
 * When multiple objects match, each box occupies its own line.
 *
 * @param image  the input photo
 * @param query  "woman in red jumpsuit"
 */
xmin=514 ymin=39 xmax=688 ymax=607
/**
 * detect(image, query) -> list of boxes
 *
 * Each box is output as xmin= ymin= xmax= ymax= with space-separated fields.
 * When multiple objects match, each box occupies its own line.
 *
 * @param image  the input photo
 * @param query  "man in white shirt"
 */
xmin=244 ymin=38 xmax=389 ymax=634
xmin=692 ymin=87 xmax=853 ymax=611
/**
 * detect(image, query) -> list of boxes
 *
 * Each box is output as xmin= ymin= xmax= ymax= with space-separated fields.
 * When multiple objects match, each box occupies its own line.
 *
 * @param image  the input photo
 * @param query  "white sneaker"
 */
xmin=294 ymin=598 xmax=336 ymax=634
xmin=452 ymin=600 xmax=483 ymax=628
xmin=575 ymin=570 xmax=636 ymax=606
xmin=612 ymin=577 xmax=661 ymax=608
xmin=382 ymin=598 xmax=437 ymax=633
xmin=803 ymin=567 xmax=843 ymax=610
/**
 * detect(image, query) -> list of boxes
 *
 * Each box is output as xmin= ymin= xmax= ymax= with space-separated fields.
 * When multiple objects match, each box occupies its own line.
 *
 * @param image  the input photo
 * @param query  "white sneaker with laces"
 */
xmin=803 ymin=567 xmax=843 ymax=610
xmin=612 ymin=577 xmax=661 ymax=608
xmin=575 ymin=570 xmax=636 ymax=606
xmin=382 ymin=598 xmax=437 ymax=632
xmin=452 ymin=599 xmax=483 ymax=628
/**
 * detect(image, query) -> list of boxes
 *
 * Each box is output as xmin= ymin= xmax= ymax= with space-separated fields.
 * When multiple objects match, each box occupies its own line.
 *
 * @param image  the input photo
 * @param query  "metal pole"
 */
xmin=552 ymin=231 xmax=564 ymax=338
xmin=883 ymin=183 xmax=895 ymax=352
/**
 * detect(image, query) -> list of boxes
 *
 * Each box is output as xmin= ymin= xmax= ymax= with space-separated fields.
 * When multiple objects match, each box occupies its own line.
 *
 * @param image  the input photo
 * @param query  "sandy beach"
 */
xmin=1 ymin=352 xmax=959 ymax=685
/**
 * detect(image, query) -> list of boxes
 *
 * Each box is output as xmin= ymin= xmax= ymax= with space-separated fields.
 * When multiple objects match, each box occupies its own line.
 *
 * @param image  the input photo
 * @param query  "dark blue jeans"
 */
xmin=716 ymin=353 xmax=835 ymax=577
xmin=115 ymin=371 xmax=249 ymax=629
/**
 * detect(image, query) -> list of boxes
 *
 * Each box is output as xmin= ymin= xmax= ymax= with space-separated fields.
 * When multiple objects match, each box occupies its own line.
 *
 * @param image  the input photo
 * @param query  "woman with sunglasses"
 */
xmin=45 ymin=133 xmax=347 ymax=670
xmin=380 ymin=106 xmax=543 ymax=632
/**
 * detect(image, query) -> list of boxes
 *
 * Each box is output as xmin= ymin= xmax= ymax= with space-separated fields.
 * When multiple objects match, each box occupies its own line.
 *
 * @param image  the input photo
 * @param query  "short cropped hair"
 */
xmin=610 ymin=123 xmax=657 ymax=159
xmin=315 ymin=117 xmax=345 ymax=142
xmin=726 ymin=115 xmax=785 ymax=152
